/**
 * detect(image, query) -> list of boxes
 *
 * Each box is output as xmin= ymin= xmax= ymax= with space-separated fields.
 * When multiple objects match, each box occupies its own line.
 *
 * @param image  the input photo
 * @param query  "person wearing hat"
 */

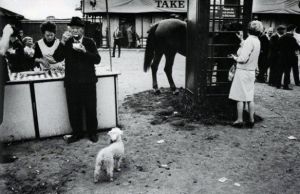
xmin=268 ymin=25 xmax=286 ymax=87
xmin=34 ymin=21 xmax=64 ymax=70
xmin=53 ymin=17 xmax=101 ymax=143
xmin=277 ymin=24 xmax=300 ymax=90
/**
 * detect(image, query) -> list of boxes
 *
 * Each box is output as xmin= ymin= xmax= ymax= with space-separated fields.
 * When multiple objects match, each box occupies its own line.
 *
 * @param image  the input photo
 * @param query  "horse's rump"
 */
xmin=143 ymin=19 xmax=186 ymax=72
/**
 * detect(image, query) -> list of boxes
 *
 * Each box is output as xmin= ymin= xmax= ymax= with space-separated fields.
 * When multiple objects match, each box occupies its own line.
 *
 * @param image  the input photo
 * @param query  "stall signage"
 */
xmin=222 ymin=7 xmax=236 ymax=18
xmin=210 ymin=6 xmax=237 ymax=18
xmin=83 ymin=0 xmax=187 ymax=13
xmin=155 ymin=0 xmax=186 ymax=8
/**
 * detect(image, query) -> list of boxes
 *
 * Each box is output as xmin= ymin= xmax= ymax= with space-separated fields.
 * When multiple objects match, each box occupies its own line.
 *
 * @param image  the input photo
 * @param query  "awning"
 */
xmin=253 ymin=0 xmax=300 ymax=14
xmin=83 ymin=0 xmax=187 ymax=14
xmin=84 ymin=0 xmax=300 ymax=15
xmin=0 ymin=7 xmax=24 ymax=19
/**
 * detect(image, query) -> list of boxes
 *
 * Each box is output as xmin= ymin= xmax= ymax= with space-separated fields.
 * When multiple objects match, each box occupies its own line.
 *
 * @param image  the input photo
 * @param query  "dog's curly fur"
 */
xmin=94 ymin=128 xmax=124 ymax=182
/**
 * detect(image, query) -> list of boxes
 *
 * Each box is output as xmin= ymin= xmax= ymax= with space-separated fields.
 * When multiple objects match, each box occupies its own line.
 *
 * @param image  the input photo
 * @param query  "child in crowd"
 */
xmin=22 ymin=36 xmax=36 ymax=70
xmin=23 ymin=36 xmax=35 ymax=57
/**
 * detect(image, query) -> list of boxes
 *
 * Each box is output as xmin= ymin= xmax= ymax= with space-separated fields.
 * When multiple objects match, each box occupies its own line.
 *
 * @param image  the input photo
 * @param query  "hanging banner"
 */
xmin=83 ymin=0 xmax=187 ymax=14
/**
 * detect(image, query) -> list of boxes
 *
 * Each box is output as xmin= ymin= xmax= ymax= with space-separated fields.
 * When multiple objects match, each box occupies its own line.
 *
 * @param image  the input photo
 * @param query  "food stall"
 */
xmin=0 ymin=68 xmax=119 ymax=142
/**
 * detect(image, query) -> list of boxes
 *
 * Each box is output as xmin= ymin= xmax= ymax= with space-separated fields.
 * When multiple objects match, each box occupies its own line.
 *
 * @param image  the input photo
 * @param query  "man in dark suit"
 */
xmin=54 ymin=17 xmax=101 ymax=143
xmin=257 ymin=27 xmax=273 ymax=83
xmin=277 ymin=24 xmax=300 ymax=90
xmin=268 ymin=25 xmax=286 ymax=86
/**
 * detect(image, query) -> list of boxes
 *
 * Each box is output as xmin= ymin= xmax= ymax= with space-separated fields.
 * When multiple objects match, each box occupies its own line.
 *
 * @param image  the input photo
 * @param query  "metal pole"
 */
xmin=141 ymin=15 xmax=143 ymax=48
xmin=105 ymin=0 xmax=112 ymax=71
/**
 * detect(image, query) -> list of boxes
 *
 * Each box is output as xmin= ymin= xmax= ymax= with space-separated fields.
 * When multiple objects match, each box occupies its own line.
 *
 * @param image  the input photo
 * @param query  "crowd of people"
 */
xmin=112 ymin=25 xmax=140 ymax=58
xmin=257 ymin=24 xmax=300 ymax=90
xmin=3 ymin=21 xmax=67 ymax=73
xmin=228 ymin=20 xmax=300 ymax=128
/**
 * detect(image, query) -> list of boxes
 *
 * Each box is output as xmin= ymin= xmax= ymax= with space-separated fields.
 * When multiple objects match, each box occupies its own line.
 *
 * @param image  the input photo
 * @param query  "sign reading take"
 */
xmin=155 ymin=0 xmax=185 ymax=8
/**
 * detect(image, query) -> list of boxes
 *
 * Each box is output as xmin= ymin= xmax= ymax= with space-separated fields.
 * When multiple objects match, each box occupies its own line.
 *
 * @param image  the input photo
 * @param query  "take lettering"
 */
xmin=155 ymin=1 xmax=185 ymax=8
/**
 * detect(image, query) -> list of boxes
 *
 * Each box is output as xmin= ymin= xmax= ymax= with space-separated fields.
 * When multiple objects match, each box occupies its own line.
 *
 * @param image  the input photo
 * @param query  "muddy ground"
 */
xmin=0 ymin=50 xmax=300 ymax=194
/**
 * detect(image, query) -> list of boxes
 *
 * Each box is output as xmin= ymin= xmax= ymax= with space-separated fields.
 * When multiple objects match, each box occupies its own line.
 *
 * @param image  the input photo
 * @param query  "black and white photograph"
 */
xmin=0 ymin=0 xmax=300 ymax=193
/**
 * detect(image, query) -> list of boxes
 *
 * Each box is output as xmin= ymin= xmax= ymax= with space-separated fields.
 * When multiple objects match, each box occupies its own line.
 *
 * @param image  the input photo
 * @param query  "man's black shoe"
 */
xmin=283 ymin=86 xmax=293 ymax=90
xmin=256 ymin=78 xmax=265 ymax=83
xmin=64 ymin=135 xmax=82 ymax=144
xmin=0 ymin=154 xmax=18 ymax=164
xmin=89 ymin=134 xmax=98 ymax=143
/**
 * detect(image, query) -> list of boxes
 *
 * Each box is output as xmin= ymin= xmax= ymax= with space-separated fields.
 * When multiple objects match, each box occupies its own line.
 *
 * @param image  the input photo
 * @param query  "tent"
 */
xmin=0 ymin=7 xmax=24 ymax=19
xmin=253 ymin=0 xmax=300 ymax=14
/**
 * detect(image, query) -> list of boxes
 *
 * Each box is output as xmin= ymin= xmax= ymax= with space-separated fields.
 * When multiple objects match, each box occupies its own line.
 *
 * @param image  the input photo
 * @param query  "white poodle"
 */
xmin=94 ymin=127 xmax=124 ymax=182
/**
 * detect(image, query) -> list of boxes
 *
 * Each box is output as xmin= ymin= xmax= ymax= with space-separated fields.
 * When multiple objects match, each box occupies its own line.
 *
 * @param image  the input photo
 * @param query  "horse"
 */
xmin=143 ymin=18 xmax=186 ymax=95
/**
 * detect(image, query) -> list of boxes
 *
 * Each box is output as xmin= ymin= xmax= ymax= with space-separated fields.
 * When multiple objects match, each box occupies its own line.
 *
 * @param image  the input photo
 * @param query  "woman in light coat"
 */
xmin=229 ymin=20 xmax=264 ymax=128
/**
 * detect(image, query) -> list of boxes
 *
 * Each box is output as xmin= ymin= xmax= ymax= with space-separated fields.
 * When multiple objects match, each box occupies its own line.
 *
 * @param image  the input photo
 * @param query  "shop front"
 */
xmin=82 ymin=0 xmax=187 ymax=48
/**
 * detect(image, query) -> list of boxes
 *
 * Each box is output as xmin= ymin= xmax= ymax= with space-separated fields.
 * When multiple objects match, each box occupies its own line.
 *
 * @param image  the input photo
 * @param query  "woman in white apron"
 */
xmin=34 ymin=21 xmax=64 ymax=70
xmin=229 ymin=20 xmax=264 ymax=128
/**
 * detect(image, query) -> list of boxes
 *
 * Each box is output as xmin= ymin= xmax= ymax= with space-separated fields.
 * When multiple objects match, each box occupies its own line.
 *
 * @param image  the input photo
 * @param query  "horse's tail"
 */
xmin=144 ymin=23 xmax=159 ymax=72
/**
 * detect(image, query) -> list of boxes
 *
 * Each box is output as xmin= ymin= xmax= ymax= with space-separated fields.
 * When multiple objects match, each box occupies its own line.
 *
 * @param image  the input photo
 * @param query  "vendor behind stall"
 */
xmin=34 ymin=21 xmax=64 ymax=71
xmin=5 ymin=26 xmax=32 ymax=73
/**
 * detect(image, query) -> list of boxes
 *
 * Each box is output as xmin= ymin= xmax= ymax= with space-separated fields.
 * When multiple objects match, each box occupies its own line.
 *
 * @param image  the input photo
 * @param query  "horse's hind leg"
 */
xmin=164 ymin=52 xmax=179 ymax=95
xmin=151 ymin=52 xmax=163 ymax=95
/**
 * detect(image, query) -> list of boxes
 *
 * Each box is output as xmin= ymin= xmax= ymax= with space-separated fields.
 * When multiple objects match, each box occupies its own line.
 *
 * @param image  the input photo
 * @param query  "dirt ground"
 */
xmin=0 ymin=50 xmax=300 ymax=194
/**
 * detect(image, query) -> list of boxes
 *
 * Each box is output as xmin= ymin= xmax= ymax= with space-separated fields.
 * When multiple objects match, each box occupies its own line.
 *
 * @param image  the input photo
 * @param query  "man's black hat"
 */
xmin=68 ymin=17 xmax=85 ymax=27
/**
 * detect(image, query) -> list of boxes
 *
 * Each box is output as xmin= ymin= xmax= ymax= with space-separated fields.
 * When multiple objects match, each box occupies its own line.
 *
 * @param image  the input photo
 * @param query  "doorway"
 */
xmin=119 ymin=14 xmax=135 ymax=47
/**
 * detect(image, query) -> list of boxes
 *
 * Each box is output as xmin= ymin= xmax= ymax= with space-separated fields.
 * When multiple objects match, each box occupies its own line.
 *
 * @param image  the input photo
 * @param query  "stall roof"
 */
xmin=0 ymin=7 xmax=24 ymax=19
xmin=83 ymin=0 xmax=187 ymax=14
xmin=253 ymin=0 xmax=300 ymax=14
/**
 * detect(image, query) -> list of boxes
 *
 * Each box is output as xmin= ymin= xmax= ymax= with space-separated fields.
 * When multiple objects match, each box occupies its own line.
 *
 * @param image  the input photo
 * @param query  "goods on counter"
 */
xmin=9 ymin=70 xmax=65 ymax=81
xmin=20 ymin=71 xmax=46 ymax=76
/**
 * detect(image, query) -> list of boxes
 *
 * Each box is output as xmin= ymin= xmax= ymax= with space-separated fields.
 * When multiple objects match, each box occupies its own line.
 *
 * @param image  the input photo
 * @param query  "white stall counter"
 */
xmin=0 ymin=70 xmax=120 ymax=142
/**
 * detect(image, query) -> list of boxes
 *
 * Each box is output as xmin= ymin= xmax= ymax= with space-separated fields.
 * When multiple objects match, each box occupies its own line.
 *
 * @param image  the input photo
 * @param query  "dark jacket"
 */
xmin=269 ymin=33 xmax=281 ymax=58
xmin=6 ymin=39 xmax=31 ymax=72
xmin=54 ymin=37 xmax=101 ymax=85
xmin=278 ymin=33 xmax=299 ymax=57
xmin=259 ymin=34 xmax=270 ymax=57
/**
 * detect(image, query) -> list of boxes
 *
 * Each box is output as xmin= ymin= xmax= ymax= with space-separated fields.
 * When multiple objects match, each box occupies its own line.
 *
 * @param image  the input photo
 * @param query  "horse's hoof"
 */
xmin=116 ymin=168 xmax=121 ymax=172
xmin=172 ymin=89 xmax=179 ymax=95
xmin=154 ymin=89 xmax=161 ymax=95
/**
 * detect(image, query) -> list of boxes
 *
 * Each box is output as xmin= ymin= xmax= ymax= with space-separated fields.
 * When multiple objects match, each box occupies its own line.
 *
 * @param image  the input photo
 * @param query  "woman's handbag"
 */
xmin=228 ymin=64 xmax=236 ymax=81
